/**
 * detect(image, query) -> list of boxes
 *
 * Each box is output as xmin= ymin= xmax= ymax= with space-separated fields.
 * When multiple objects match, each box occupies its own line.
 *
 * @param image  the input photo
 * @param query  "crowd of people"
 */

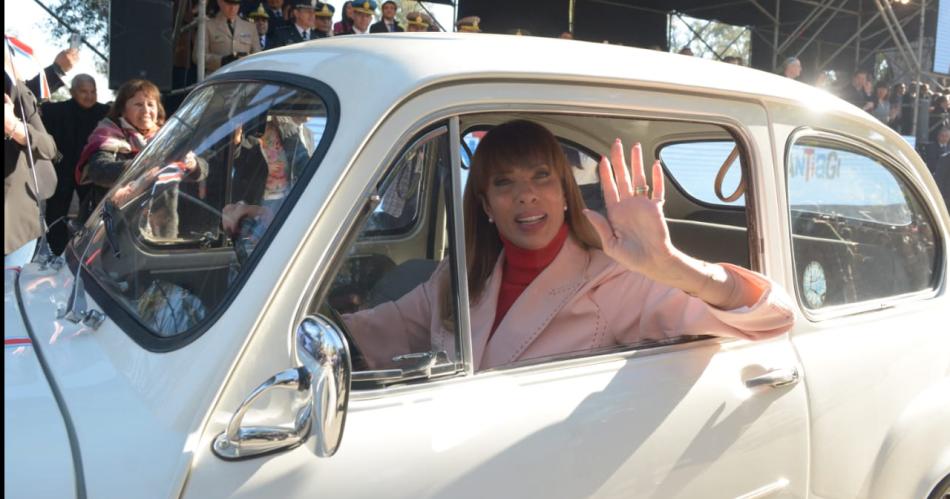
xmin=5 ymin=14 xmax=950 ymax=264
xmin=774 ymin=56 xmax=950 ymax=176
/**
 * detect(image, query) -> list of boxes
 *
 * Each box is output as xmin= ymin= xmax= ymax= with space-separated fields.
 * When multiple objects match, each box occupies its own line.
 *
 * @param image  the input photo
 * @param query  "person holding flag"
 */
xmin=76 ymin=79 xmax=206 ymax=236
xmin=4 ymin=36 xmax=59 ymax=265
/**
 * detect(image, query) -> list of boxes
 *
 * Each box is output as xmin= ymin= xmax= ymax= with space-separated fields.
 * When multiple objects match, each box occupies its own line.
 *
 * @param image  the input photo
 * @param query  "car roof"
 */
xmin=217 ymin=32 xmax=864 ymax=120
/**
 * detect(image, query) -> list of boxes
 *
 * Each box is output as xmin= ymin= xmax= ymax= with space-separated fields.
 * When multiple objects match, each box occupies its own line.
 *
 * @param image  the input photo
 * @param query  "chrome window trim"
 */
xmin=783 ymin=127 xmax=945 ymax=323
xmin=292 ymin=89 xmax=768 ymax=386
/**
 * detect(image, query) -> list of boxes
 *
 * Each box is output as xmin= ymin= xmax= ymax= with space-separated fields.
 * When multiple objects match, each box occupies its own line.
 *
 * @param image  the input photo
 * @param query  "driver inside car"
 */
xmin=339 ymin=120 xmax=795 ymax=371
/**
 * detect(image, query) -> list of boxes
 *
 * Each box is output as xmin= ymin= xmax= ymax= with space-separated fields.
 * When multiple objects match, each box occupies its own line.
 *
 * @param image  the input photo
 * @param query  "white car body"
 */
xmin=5 ymin=34 xmax=949 ymax=499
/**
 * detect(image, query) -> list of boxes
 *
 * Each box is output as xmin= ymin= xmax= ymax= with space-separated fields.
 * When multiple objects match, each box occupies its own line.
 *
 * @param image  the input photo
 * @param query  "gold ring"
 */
xmin=633 ymin=186 xmax=650 ymax=196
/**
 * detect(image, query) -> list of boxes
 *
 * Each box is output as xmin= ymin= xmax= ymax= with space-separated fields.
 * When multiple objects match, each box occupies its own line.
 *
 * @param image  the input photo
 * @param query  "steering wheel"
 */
xmin=319 ymin=301 xmax=369 ymax=371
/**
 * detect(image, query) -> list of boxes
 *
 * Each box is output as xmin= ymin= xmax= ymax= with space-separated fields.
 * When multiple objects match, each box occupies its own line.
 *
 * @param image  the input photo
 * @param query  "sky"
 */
xmin=4 ymin=0 xmax=113 ymax=102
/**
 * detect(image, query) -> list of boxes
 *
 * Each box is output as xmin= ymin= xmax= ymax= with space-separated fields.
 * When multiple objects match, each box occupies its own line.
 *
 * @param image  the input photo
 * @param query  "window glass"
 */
xmin=316 ymin=127 xmax=460 ymax=382
xmin=788 ymin=138 xmax=938 ymax=310
xmin=72 ymin=82 xmax=329 ymax=338
xmin=658 ymin=140 xmax=744 ymax=206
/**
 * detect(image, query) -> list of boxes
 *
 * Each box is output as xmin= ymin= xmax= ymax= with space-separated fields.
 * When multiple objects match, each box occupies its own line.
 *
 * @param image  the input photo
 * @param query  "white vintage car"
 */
xmin=5 ymin=34 xmax=949 ymax=499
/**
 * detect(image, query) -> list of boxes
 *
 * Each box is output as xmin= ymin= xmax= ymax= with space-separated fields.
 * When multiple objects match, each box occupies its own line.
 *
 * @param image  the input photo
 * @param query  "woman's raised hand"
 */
xmin=583 ymin=139 xmax=678 ymax=280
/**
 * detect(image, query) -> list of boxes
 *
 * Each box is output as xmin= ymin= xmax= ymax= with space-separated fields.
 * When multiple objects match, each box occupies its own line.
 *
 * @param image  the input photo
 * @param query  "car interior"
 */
xmin=319 ymin=112 xmax=755 ymax=375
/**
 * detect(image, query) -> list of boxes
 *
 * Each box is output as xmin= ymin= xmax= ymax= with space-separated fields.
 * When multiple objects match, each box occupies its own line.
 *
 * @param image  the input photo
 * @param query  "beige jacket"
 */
xmin=194 ymin=13 xmax=261 ymax=74
xmin=344 ymin=236 xmax=795 ymax=371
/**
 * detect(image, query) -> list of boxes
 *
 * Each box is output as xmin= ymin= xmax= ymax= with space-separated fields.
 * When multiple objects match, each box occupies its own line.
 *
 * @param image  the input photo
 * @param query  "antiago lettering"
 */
xmin=790 ymin=147 xmax=840 ymax=182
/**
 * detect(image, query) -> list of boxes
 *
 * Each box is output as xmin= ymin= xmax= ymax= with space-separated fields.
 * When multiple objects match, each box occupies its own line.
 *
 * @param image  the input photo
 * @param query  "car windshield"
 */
xmin=70 ymin=80 xmax=331 ymax=340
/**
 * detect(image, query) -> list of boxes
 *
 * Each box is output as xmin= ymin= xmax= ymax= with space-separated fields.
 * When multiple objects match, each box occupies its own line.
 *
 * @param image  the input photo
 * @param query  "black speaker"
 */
xmin=109 ymin=0 xmax=174 ymax=91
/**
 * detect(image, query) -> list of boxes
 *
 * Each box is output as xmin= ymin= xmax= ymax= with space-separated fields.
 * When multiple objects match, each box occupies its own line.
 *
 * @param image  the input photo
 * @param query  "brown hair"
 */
xmin=108 ymin=79 xmax=166 ymax=130
xmin=461 ymin=119 xmax=601 ymax=302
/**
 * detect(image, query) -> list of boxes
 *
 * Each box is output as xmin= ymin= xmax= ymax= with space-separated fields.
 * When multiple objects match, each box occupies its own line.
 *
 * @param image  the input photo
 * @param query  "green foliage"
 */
xmin=42 ymin=0 xmax=109 ymax=73
xmin=668 ymin=12 xmax=751 ymax=63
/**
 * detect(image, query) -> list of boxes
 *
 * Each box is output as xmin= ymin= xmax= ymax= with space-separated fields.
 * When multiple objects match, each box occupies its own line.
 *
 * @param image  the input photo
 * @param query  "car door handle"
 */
xmin=744 ymin=367 xmax=800 ymax=389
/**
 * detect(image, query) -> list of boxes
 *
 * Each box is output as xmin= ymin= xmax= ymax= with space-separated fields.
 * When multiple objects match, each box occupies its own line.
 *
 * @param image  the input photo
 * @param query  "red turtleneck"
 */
xmin=491 ymin=223 xmax=570 ymax=334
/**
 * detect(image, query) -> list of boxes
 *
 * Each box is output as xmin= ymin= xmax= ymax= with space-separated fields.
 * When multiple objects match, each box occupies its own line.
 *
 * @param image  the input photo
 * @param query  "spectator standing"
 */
xmin=274 ymin=1 xmax=317 ymax=45
xmin=262 ymin=0 xmax=289 ymax=37
xmin=75 ymin=80 xmax=166 ymax=223
xmin=248 ymin=4 xmax=274 ymax=50
xmin=933 ymin=146 xmax=950 ymax=207
xmin=844 ymin=70 xmax=874 ymax=112
xmin=870 ymin=81 xmax=898 ymax=127
xmin=405 ymin=12 xmax=430 ymax=32
xmin=39 ymin=74 xmax=109 ymax=255
xmin=889 ymin=82 xmax=907 ymax=133
xmin=4 ymin=49 xmax=58 ymax=265
xmin=333 ymin=1 xmax=355 ymax=35
xmin=312 ymin=2 xmax=335 ymax=38
xmin=782 ymin=57 xmax=801 ymax=80
xmin=194 ymin=0 xmax=262 ymax=74
xmin=370 ymin=1 xmax=403 ymax=33
xmin=340 ymin=1 xmax=377 ymax=35
xmin=924 ymin=127 xmax=950 ymax=175
xmin=929 ymin=94 xmax=949 ymax=139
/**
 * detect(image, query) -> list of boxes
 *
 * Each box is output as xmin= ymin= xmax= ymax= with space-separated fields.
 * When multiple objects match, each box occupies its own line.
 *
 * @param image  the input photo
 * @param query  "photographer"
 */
xmin=194 ymin=0 xmax=261 ymax=75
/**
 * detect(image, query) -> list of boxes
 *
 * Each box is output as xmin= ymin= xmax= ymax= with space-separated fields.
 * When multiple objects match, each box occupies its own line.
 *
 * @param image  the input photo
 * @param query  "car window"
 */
xmin=658 ymin=140 xmax=744 ymax=207
xmin=459 ymin=114 xmax=754 ymax=369
xmin=315 ymin=125 xmax=461 ymax=385
xmin=71 ymin=81 xmax=332 ymax=343
xmin=787 ymin=137 xmax=939 ymax=310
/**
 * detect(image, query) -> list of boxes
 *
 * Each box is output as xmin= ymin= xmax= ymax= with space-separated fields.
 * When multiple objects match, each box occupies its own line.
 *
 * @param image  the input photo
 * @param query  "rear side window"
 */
xmin=659 ymin=140 xmax=744 ymax=207
xmin=786 ymin=137 xmax=939 ymax=311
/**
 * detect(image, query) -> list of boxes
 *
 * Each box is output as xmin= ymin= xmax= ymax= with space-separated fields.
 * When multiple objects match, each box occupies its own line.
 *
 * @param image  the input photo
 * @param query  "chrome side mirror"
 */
xmin=213 ymin=315 xmax=351 ymax=460
xmin=295 ymin=314 xmax=352 ymax=457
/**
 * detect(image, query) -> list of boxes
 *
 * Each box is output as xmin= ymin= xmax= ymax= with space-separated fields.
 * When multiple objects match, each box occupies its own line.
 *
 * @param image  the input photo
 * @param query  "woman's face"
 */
xmin=122 ymin=91 xmax=159 ymax=133
xmin=482 ymin=163 xmax=567 ymax=250
xmin=876 ymin=86 xmax=888 ymax=99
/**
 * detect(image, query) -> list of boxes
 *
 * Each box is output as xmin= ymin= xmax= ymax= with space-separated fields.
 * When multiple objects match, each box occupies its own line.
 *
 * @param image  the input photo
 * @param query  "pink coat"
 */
xmin=344 ymin=236 xmax=794 ymax=371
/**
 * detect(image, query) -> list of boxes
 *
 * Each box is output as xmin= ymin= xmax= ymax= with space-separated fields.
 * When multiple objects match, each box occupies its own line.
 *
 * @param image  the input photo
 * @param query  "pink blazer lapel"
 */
xmin=477 ymin=237 xmax=592 ymax=369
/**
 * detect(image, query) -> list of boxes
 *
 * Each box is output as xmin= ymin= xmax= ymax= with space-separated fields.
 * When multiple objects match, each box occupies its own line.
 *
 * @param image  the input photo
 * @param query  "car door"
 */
xmin=773 ymin=120 xmax=950 ymax=499
xmin=183 ymin=82 xmax=809 ymax=499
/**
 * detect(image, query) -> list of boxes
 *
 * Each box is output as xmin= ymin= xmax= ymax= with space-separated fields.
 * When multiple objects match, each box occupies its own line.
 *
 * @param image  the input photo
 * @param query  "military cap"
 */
xmin=456 ymin=16 xmax=481 ymax=33
xmin=314 ymin=1 xmax=335 ymax=17
xmin=351 ymin=0 xmax=378 ymax=15
xmin=405 ymin=12 xmax=430 ymax=30
xmin=248 ymin=3 xmax=269 ymax=18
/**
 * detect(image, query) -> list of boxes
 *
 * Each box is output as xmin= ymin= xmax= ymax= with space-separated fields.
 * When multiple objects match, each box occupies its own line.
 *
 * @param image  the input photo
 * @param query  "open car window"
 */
xmin=70 ymin=80 xmax=332 ymax=343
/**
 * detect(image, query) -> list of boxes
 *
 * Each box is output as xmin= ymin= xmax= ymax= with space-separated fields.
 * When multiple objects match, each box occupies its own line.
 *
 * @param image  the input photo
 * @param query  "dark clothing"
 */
xmin=370 ymin=20 xmax=404 ymax=33
xmin=923 ymin=142 xmax=950 ymax=175
xmin=272 ymin=24 xmax=318 ymax=46
xmin=39 ymin=99 xmax=109 ymax=254
xmin=843 ymin=84 xmax=873 ymax=111
xmin=4 ymin=77 xmax=58 ymax=255
xmin=933 ymin=153 xmax=950 ymax=209
xmin=24 ymin=63 xmax=66 ymax=103
xmin=78 ymin=147 xmax=135 ymax=223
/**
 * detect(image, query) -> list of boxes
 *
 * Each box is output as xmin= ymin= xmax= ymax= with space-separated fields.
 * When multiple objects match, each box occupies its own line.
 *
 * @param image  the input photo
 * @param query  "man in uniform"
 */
xmin=248 ymin=4 xmax=273 ymax=49
xmin=194 ymin=0 xmax=262 ymax=74
xmin=340 ymin=0 xmax=377 ymax=35
xmin=456 ymin=16 xmax=481 ymax=33
xmin=370 ymin=0 xmax=403 ymax=33
xmin=404 ymin=12 xmax=430 ymax=32
xmin=312 ymin=2 xmax=335 ymax=38
xmin=274 ymin=1 xmax=317 ymax=46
